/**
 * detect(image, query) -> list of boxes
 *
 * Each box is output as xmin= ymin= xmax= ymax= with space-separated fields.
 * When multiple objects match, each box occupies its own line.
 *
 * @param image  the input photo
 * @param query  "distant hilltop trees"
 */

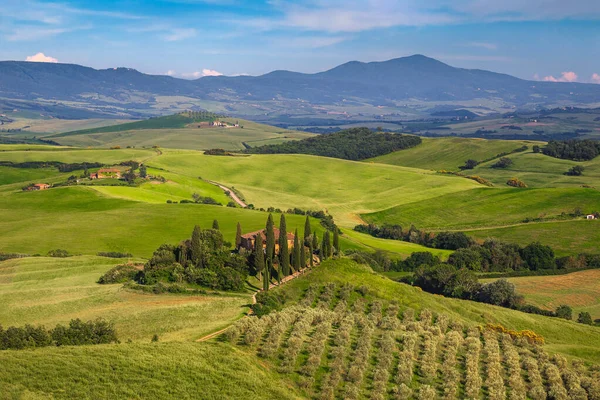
xmin=246 ymin=127 xmax=422 ymax=161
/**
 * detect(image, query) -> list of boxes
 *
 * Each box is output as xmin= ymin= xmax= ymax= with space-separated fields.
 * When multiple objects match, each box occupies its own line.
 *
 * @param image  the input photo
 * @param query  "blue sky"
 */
xmin=1 ymin=0 xmax=599 ymax=82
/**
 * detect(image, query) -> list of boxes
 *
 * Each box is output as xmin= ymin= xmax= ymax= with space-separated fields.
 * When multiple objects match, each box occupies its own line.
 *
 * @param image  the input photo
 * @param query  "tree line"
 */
xmin=245 ymin=127 xmax=422 ymax=161
xmin=0 ymin=319 xmax=117 ymax=350
xmin=354 ymin=223 xmax=600 ymax=274
xmin=542 ymin=139 xmax=600 ymax=161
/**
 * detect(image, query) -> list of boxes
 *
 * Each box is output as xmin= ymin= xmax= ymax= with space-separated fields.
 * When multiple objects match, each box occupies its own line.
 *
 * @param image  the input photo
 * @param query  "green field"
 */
xmin=364 ymin=187 xmax=600 ymax=230
xmin=0 ymin=342 xmax=298 ymax=399
xmin=150 ymin=151 xmax=481 ymax=227
xmin=466 ymin=220 xmax=600 ymax=256
xmin=48 ymin=118 xmax=314 ymax=151
xmin=370 ymin=137 xmax=537 ymax=171
xmin=0 ymin=256 xmax=250 ymax=341
xmin=482 ymin=269 xmax=600 ymax=320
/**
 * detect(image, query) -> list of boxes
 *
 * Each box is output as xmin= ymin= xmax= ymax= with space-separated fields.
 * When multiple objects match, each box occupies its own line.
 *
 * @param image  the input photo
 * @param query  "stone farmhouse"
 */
xmin=239 ymin=228 xmax=295 ymax=253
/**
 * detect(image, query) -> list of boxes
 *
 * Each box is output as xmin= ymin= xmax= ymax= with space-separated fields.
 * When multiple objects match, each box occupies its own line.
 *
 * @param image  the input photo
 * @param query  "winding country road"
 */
xmin=207 ymin=180 xmax=247 ymax=208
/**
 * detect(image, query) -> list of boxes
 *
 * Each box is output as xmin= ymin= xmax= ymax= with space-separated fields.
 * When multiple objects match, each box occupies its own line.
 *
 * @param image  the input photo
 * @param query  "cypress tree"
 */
xmin=309 ymin=241 xmax=314 ymax=267
xmin=333 ymin=228 xmax=340 ymax=256
xmin=279 ymin=215 xmax=290 ymax=276
xmin=322 ymin=231 xmax=331 ymax=260
xmin=292 ymin=229 xmax=301 ymax=272
xmin=304 ymin=215 xmax=311 ymax=245
xmin=235 ymin=222 xmax=242 ymax=248
xmin=300 ymin=239 xmax=306 ymax=270
xmin=263 ymin=258 xmax=270 ymax=291
xmin=212 ymin=219 xmax=220 ymax=230
xmin=265 ymin=214 xmax=275 ymax=262
xmin=254 ymin=233 xmax=265 ymax=279
xmin=191 ymin=225 xmax=203 ymax=267
xmin=312 ymin=232 xmax=318 ymax=251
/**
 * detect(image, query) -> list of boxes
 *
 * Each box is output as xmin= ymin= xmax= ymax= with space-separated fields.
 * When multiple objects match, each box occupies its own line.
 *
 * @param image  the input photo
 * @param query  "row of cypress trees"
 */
xmin=241 ymin=214 xmax=339 ymax=291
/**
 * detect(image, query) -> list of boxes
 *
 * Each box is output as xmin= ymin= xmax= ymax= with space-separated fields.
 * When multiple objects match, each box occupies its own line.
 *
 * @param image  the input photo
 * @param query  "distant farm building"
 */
xmin=90 ymin=168 xmax=122 ymax=179
xmin=239 ymin=228 xmax=295 ymax=253
xmin=24 ymin=183 xmax=50 ymax=191
xmin=587 ymin=214 xmax=597 ymax=220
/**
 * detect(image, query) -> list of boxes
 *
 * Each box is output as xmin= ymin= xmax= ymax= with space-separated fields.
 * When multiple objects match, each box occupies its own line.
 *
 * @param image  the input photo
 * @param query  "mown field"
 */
xmin=482 ymin=269 xmax=600 ymax=320
xmin=0 ymin=256 xmax=251 ymax=342
xmin=48 ymin=118 xmax=314 ymax=151
xmin=150 ymin=151 xmax=481 ymax=227
xmin=370 ymin=137 xmax=538 ymax=171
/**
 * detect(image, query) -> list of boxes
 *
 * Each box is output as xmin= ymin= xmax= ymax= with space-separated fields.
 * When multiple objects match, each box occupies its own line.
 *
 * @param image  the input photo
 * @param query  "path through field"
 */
xmin=207 ymin=180 xmax=247 ymax=208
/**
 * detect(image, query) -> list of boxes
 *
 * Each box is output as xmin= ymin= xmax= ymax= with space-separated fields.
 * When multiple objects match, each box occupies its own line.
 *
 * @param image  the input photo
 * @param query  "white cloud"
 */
xmin=272 ymin=35 xmax=349 ymax=48
xmin=201 ymin=69 xmax=223 ymax=76
xmin=163 ymin=28 xmax=197 ymax=41
xmin=179 ymin=69 xmax=224 ymax=79
xmin=165 ymin=70 xmax=177 ymax=76
xmin=542 ymin=71 xmax=578 ymax=82
xmin=591 ymin=73 xmax=600 ymax=84
xmin=25 ymin=52 xmax=59 ymax=63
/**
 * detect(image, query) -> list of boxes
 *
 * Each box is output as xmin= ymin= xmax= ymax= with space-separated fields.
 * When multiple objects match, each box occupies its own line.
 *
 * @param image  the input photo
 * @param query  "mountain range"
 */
xmin=1 ymin=55 xmax=598 ymax=120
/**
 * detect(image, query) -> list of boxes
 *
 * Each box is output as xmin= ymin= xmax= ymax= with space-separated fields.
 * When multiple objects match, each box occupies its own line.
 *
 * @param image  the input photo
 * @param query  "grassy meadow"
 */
xmin=0 ymin=256 xmax=251 ymax=342
xmin=370 ymin=137 xmax=538 ymax=171
xmin=49 ymin=118 xmax=314 ymax=151
xmin=150 ymin=151 xmax=481 ymax=227
xmin=482 ymin=269 xmax=600 ymax=320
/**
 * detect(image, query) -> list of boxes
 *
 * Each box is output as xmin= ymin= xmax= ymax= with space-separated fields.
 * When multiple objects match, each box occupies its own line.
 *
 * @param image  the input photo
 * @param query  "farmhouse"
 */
xmin=587 ymin=214 xmax=597 ymax=220
xmin=238 ymin=228 xmax=295 ymax=253
xmin=90 ymin=168 xmax=122 ymax=179
xmin=24 ymin=183 xmax=50 ymax=191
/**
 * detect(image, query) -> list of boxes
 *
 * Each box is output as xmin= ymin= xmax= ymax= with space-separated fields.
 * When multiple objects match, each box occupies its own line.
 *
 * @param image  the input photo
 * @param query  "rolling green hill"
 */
xmin=46 ymin=114 xmax=314 ymax=151
xmin=369 ymin=137 xmax=538 ymax=171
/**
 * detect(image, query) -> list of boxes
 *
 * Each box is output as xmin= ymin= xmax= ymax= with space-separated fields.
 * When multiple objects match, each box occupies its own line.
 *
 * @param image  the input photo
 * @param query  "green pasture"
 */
xmin=0 ymin=148 xmax=158 ymax=164
xmin=0 ymin=342 xmax=297 ymax=399
xmin=150 ymin=151 xmax=481 ymax=227
xmin=364 ymin=187 xmax=600 ymax=230
xmin=0 ymin=256 xmax=250 ymax=342
xmin=369 ymin=137 xmax=537 ymax=171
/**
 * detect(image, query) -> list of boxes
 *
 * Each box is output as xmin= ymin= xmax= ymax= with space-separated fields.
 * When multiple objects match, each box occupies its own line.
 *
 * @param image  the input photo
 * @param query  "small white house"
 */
xmin=586 ymin=214 xmax=597 ymax=220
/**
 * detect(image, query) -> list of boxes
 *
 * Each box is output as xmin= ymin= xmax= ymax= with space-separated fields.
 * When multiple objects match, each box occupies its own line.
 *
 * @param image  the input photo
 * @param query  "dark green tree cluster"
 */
xmin=0 ymin=319 xmax=117 ymax=350
xmin=491 ymin=157 xmax=513 ymax=169
xmin=141 ymin=225 xmax=248 ymax=291
xmin=543 ymin=139 xmax=600 ymax=161
xmin=354 ymin=224 xmax=470 ymax=250
xmin=565 ymin=165 xmax=585 ymax=176
xmin=246 ymin=127 xmax=422 ymax=161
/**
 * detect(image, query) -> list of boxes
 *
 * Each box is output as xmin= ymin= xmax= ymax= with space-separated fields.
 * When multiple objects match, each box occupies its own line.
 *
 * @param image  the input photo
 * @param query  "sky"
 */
xmin=1 ymin=0 xmax=599 ymax=82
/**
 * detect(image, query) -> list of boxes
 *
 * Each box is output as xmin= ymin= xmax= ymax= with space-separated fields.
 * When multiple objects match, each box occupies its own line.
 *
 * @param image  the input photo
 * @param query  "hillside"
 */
xmin=44 ymin=115 xmax=314 ymax=150
xmin=1 ymin=55 xmax=600 ymax=121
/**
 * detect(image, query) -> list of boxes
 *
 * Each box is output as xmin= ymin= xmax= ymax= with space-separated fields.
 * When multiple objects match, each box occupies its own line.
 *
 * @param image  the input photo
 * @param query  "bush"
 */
xmin=460 ymin=159 xmax=479 ymax=170
xmin=47 ymin=249 xmax=70 ymax=258
xmin=252 ymin=290 xmax=286 ymax=317
xmin=98 ymin=264 xmax=140 ymax=284
xmin=565 ymin=165 xmax=585 ymax=176
xmin=578 ymin=312 xmax=593 ymax=325
xmin=506 ymin=177 xmax=527 ymax=188
xmin=491 ymin=157 xmax=513 ymax=169
xmin=555 ymin=304 xmax=573 ymax=320
xmin=97 ymin=251 xmax=133 ymax=258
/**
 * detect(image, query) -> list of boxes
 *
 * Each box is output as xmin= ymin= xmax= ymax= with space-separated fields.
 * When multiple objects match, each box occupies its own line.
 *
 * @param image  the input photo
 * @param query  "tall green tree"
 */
xmin=265 ymin=214 xmax=275 ymax=262
xmin=304 ymin=215 xmax=312 ymax=245
xmin=300 ymin=239 xmax=306 ymax=269
xmin=139 ymin=164 xmax=147 ymax=178
xmin=279 ymin=214 xmax=290 ymax=276
xmin=191 ymin=225 xmax=203 ymax=267
xmin=322 ymin=231 xmax=331 ymax=260
xmin=235 ymin=222 xmax=242 ymax=248
xmin=212 ymin=219 xmax=220 ymax=230
xmin=292 ymin=229 xmax=301 ymax=272
xmin=263 ymin=258 xmax=271 ymax=291
xmin=333 ymin=229 xmax=340 ymax=256
xmin=309 ymin=241 xmax=314 ymax=267
xmin=312 ymin=232 xmax=318 ymax=251
xmin=254 ymin=233 xmax=265 ymax=280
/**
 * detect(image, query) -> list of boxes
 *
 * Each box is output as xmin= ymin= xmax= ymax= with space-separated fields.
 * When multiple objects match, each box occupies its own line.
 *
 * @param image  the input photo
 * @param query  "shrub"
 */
xmin=98 ymin=263 xmax=140 ymax=284
xmin=97 ymin=251 xmax=133 ymax=258
xmin=578 ymin=311 xmax=593 ymax=325
xmin=565 ymin=165 xmax=585 ymax=176
xmin=47 ymin=249 xmax=70 ymax=258
xmin=506 ymin=177 xmax=527 ymax=188
xmin=491 ymin=157 xmax=513 ymax=168
xmin=460 ymin=159 xmax=479 ymax=170
xmin=555 ymin=304 xmax=573 ymax=320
